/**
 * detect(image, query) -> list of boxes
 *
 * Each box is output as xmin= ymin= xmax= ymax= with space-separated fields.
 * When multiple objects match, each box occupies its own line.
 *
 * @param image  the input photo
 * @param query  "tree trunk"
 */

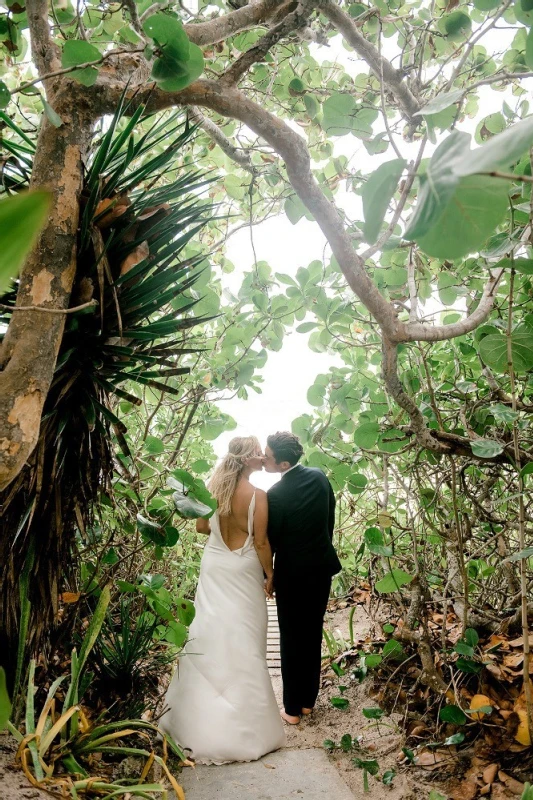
xmin=0 ymin=101 xmax=93 ymax=687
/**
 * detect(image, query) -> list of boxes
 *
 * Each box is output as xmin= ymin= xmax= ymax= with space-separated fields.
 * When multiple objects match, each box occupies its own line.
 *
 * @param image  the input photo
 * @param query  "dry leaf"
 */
xmin=508 ymin=635 xmax=533 ymax=648
xmin=498 ymin=771 xmax=525 ymax=795
xmin=94 ymin=195 xmax=130 ymax=229
xmin=60 ymin=592 xmax=80 ymax=603
xmin=479 ymin=785 xmax=490 ymax=796
xmin=417 ymin=749 xmax=449 ymax=770
xmin=120 ymin=241 xmax=149 ymax=276
xmin=450 ymin=779 xmax=478 ymax=800
xmin=513 ymin=709 xmax=531 ymax=746
xmin=482 ymin=763 xmax=498 ymax=785
xmin=470 ymin=694 xmax=492 ymax=721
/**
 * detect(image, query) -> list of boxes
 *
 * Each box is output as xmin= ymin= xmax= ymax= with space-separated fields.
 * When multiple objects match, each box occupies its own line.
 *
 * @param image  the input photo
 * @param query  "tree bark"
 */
xmin=0 ymin=101 xmax=93 ymax=491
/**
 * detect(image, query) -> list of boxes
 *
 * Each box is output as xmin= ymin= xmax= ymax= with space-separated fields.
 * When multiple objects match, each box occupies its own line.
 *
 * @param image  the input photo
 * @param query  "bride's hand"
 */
xmin=264 ymin=575 xmax=274 ymax=599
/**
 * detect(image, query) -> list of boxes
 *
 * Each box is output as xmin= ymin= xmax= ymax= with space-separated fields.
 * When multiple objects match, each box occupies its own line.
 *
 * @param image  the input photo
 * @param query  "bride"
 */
xmin=160 ymin=436 xmax=286 ymax=764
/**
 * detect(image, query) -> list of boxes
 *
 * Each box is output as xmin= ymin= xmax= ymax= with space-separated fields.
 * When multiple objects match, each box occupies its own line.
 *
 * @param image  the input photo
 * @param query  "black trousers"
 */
xmin=275 ymin=571 xmax=332 ymax=717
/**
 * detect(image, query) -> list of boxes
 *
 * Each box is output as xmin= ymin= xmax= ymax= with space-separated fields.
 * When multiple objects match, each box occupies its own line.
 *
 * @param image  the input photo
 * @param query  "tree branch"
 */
xmin=188 ymin=106 xmax=255 ymax=172
xmin=220 ymin=0 xmax=315 ymax=86
xmin=319 ymin=0 xmax=420 ymax=121
xmin=96 ymin=77 xmax=402 ymax=339
xmin=183 ymin=0 xmax=282 ymax=47
xmin=400 ymin=267 xmax=504 ymax=343
xmin=26 ymin=0 xmax=61 ymax=83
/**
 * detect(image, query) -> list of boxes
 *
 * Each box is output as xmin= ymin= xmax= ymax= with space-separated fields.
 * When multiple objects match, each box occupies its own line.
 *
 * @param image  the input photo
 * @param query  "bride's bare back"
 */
xmin=218 ymin=478 xmax=255 ymax=551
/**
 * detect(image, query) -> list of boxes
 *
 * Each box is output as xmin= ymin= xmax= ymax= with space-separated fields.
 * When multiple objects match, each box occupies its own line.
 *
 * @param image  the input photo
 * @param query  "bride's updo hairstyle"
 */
xmin=208 ymin=436 xmax=261 ymax=517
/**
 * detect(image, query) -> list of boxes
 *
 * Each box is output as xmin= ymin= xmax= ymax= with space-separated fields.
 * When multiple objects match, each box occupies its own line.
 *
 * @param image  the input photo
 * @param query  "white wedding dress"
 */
xmin=160 ymin=493 xmax=286 ymax=764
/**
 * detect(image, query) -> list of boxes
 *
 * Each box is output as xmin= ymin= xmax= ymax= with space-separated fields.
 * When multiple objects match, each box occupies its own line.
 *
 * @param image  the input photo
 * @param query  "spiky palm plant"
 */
xmin=0 ymin=96 xmax=216 ymax=695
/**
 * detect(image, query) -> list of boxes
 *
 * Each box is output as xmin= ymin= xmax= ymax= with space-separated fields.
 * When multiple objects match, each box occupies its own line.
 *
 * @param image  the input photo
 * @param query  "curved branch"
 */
xmin=188 ymin=106 xmax=255 ymax=172
xmin=400 ymin=267 xmax=504 ymax=343
xmin=381 ymin=337 xmax=451 ymax=454
xmin=111 ymin=79 xmax=401 ymax=339
xmin=184 ymin=0 xmax=282 ymax=47
xmin=220 ymin=0 xmax=315 ymax=86
xmin=319 ymin=0 xmax=420 ymax=121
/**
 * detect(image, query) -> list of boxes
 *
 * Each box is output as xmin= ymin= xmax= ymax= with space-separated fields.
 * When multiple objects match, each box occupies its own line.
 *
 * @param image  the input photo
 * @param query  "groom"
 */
xmin=264 ymin=431 xmax=341 ymax=725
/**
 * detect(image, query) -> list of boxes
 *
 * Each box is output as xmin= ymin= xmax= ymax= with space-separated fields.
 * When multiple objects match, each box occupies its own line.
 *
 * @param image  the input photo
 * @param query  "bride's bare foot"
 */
xmin=281 ymin=710 xmax=300 ymax=725
xmin=301 ymin=707 xmax=313 ymax=716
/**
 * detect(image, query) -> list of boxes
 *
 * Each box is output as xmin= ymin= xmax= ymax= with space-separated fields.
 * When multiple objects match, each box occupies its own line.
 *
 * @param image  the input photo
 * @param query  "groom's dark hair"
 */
xmin=267 ymin=431 xmax=304 ymax=466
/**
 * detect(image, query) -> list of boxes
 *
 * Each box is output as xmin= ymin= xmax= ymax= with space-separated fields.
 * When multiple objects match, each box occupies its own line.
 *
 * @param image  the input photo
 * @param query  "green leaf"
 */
xmin=375 ymin=569 xmax=413 ymax=593
xmin=364 ymin=527 xmax=393 ymax=556
xmin=307 ymin=384 xmax=326 ymax=407
xmin=322 ymin=93 xmax=357 ymax=136
xmin=464 ymin=628 xmax=479 ymax=647
xmin=0 ymin=80 xmax=9 ymax=109
xmin=142 ymin=13 xmax=190 ymax=60
xmin=454 ymin=641 xmax=474 ymax=657
xmin=304 ymin=93 xmax=320 ymax=119
xmin=362 ymin=158 xmax=406 ymax=244
xmin=478 ymin=329 xmax=533 ymax=375
xmin=156 ymin=42 xmax=204 ymax=92
xmin=520 ymin=463 xmax=533 ymax=479
xmin=443 ymin=732 xmax=465 ymax=746
xmin=414 ymin=89 xmax=465 ymax=117
xmin=354 ymin=422 xmax=380 ymax=449
xmin=457 ymin=115 xmax=533 ymax=176
xmin=505 ymin=546 xmax=533 ymax=562
xmin=288 ymin=77 xmax=305 ymax=96
xmin=61 ymin=40 xmax=101 ymax=86
xmin=42 ymin=99 xmax=62 ymax=128
xmin=382 ymin=770 xmax=396 ymax=785
xmin=0 ymin=667 xmax=12 ymax=729
xmin=333 ymin=734 xmax=349 ymax=752
xmin=144 ymin=435 xmax=165 ymax=454
xmin=364 ymin=654 xmax=383 ymax=668
xmin=439 ymin=704 xmax=467 ymax=725
xmin=455 ymin=657 xmax=482 ymax=673
xmin=382 ymin=638 xmax=404 ymax=658
xmin=330 ymin=696 xmax=350 ymax=709
xmin=470 ymin=438 xmax=504 ymax=458
xmin=163 ymin=620 xmax=188 ymax=648
xmin=413 ymin=174 xmax=508 ymax=259
xmin=362 ymin=707 xmax=383 ymax=719
xmin=442 ymin=11 xmax=472 ymax=40
xmin=0 ymin=191 xmax=51 ymax=293
xmin=175 ymin=597 xmax=195 ymax=626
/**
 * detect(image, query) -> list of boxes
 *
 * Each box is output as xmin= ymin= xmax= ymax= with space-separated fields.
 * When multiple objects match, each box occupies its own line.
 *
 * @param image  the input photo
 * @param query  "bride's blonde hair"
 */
xmin=208 ymin=436 xmax=261 ymax=517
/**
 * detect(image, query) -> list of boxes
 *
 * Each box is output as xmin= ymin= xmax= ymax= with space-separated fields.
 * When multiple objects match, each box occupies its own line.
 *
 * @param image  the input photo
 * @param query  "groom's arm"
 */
xmin=266 ymin=489 xmax=282 ymax=555
xmin=328 ymin=481 xmax=336 ymax=541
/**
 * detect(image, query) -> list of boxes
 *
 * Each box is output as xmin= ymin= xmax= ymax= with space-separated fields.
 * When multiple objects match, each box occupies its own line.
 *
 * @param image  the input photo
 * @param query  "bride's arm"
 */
xmin=253 ymin=491 xmax=274 ymax=583
xmin=196 ymin=518 xmax=211 ymax=534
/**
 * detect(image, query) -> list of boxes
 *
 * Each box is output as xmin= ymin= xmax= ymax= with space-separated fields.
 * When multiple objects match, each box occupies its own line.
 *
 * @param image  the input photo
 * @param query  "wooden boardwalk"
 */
xmin=266 ymin=599 xmax=281 ymax=677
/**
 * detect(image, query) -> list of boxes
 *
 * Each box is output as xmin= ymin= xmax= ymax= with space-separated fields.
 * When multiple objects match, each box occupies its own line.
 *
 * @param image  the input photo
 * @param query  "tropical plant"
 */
xmin=6 ymin=584 xmax=188 ymax=799
xmin=0 ymin=99 xmax=215 ymax=688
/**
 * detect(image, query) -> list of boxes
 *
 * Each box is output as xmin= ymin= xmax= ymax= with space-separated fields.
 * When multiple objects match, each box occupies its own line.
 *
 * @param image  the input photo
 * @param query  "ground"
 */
xmin=0 ymin=601 xmax=456 ymax=800
xmin=269 ymin=601 xmax=444 ymax=800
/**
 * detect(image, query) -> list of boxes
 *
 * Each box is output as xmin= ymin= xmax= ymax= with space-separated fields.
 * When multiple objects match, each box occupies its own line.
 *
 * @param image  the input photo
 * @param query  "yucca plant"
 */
xmin=0 ymin=94 xmax=217 ymax=694
xmin=90 ymin=596 xmax=176 ymax=720
xmin=7 ymin=584 xmax=188 ymax=799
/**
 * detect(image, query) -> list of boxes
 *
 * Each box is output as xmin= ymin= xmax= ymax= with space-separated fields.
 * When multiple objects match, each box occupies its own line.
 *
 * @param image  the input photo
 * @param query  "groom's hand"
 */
xmin=264 ymin=575 xmax=274 ymax=599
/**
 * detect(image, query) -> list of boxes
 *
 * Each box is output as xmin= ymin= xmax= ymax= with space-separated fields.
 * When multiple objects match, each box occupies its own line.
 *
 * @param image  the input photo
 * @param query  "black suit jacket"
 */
xmin=267 ymin=465 xmax=342 ymax=578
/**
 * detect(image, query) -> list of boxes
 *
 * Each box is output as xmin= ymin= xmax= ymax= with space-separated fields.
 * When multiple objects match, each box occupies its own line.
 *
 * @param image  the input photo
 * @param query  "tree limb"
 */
xmin=26 ymin=0 xmax=61 ymax=82
xmin=184 ymin=0 xmax=282 ymax=47
xmin=220 ymin=0 xmax=315 ymax=86
xmin=188 ymin=106 xmax=256 ymax=171
xmin=319 ymin=0 xmax=420 ymax=121
xmin=400 ymin=268 xmax=504 ymax=343
xmin=126 ymin=78 xmax=402 ymax=339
